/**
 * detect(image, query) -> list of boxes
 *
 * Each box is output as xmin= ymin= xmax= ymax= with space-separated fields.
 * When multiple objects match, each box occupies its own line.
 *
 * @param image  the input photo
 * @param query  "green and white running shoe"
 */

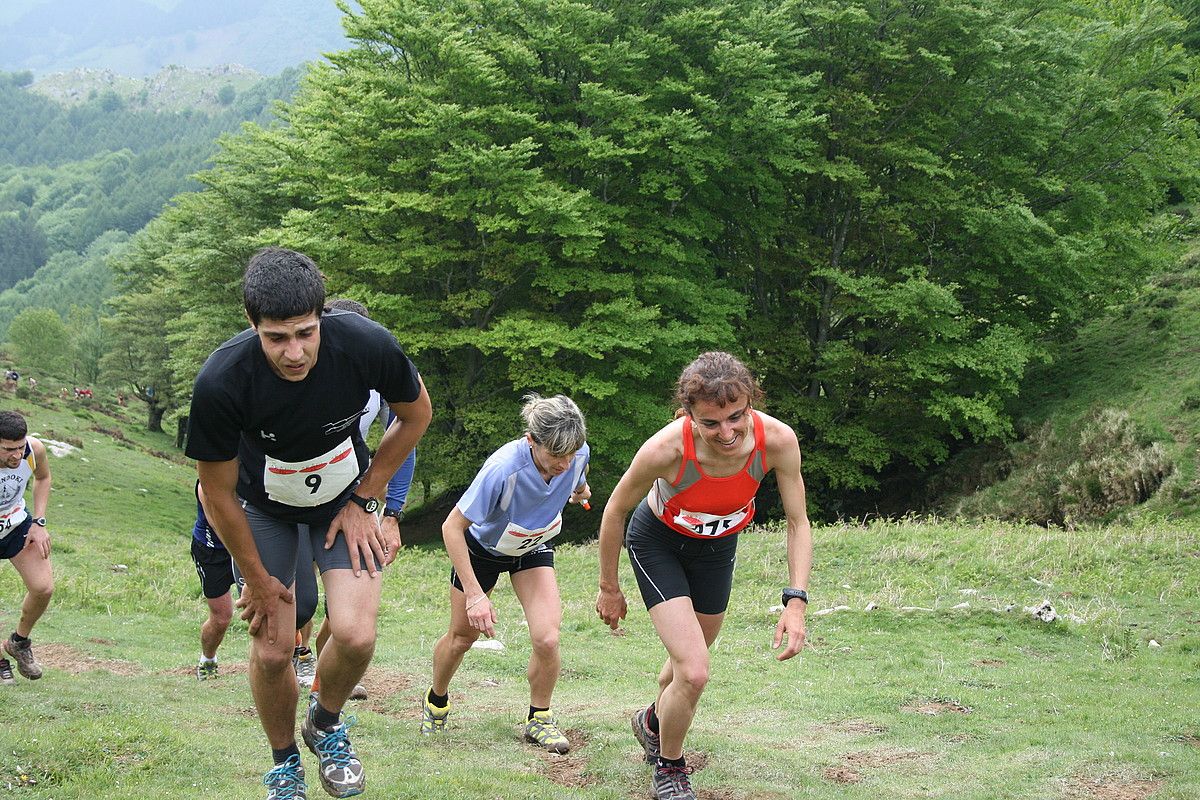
xmin=301 ymin=698 xmax=364 ymax=798
xmin=293 ymin=647 xmax=316 ymax=689
xmin=420 ymin=693 xmax=449 ymax=735
xmin=263 ymin=754 xmax=306 ymax=800
xmin=524 ymin=710 xmax=570 ymax=754
xmin=196 ymin=660 xmax=219 ymax=680
xmin=651 ymin=763 xmax=695 ymax=800
xmin=631 ymin=706 xmax=660 ymax=763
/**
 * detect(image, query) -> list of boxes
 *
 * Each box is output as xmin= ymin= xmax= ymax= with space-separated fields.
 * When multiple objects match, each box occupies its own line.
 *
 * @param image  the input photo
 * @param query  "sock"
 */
xmin=312 ymin=700 xmax=340 ymax=731
xmin=657 ymin=755 xmax=686 ymax=770
xmin=528 ymin=705 xmax=548 ymax=721
xmin=272 ymin=743 xmax=300 ymax=764
xmin=10 ymin=632 xmax=28 ymax=644
xmin=427 ymin=688 xmax=449 ymax=708
xmin=646 ymin=703 xmax=660 ymax=734
xmin=199 ymin=655 xmax=217 ymax=664
xmin=294 ymin=646 xmax=312 ymax=658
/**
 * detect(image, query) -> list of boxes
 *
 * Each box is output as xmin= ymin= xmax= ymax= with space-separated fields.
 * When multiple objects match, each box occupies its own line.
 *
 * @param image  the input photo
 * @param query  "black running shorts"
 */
xmin=190 ymin=538 xmax=238 ymax=599
xmin=625 ymin=500 xmax=738 ymax=615
xmin=450 ymin=534 xmax=555 ymax=595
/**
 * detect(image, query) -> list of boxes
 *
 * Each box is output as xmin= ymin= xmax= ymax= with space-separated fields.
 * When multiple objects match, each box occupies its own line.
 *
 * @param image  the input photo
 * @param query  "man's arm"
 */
xmin=25 ymin=438 xmax=51 ymax=559
xmin=197 ymin=459 xmax=293 ymax=645
xmin=326 ymin=376 xmax=433 ymax=575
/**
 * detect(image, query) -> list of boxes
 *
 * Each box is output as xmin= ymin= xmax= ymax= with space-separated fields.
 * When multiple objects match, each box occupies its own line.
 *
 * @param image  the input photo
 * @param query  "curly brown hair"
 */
xmin=674 ymin=352 xmax=763 ymax=414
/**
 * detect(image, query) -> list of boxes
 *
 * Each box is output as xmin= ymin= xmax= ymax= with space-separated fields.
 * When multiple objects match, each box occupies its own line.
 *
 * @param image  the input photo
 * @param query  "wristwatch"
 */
xmin=382 ymin=507 xmax=404 ymax=521
xmin=31 ymin=517 xmax=46 ymax=527
xmin=348 ymin=493 xmax=380 ymax=514
xmin=782 ymin=587 xmax=808 ymax=607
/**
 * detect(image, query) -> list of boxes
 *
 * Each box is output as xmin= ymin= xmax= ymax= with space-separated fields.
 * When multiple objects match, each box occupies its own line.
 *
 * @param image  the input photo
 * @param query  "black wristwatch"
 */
xmin=382 ymin=507 xmax=404 ymax=521
xmin=348 ymin=493 xmax=380 ymax=514
xmin=31 ymin=517 xmax=46 ymax=528
xmin=782 ymin=588 xmax=808 ymax=607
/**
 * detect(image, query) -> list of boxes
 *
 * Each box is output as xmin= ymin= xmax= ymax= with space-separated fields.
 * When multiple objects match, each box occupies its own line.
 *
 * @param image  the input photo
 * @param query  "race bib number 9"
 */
xmin=673 ymin=502 xmax=753 ymax=538
xmin=263 ymin=438 xmax=359 ymax=507
xmin=493 ymin=514 xmax=563 ymax=557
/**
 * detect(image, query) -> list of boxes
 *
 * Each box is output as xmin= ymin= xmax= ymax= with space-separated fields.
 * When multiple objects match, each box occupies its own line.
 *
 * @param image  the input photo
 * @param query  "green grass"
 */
xmin=0 ymin=395 xmax=1197 ymax=798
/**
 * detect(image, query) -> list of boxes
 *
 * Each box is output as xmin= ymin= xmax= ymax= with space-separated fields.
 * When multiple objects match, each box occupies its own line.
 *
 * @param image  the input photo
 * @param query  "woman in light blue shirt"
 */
xmin=421 ymin=394 xmax=590 ymax=754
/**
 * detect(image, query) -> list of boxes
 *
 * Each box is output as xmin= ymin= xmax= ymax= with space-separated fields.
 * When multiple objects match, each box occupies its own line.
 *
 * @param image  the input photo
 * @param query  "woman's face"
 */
xmin=527 ymin=435 xmax=574 ymax=479
xmin=689 ymin=395 xmax=752 ymax=454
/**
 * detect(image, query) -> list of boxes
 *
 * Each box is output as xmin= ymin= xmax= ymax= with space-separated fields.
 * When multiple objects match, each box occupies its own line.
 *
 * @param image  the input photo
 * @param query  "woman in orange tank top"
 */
xmin=596 ymin=352 xmax=813 ymax=800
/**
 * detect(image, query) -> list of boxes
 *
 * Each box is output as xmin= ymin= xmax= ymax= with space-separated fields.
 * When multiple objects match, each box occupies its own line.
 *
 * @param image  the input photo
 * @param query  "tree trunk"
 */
xmin=147 ymin=402 xmax=165 ymax=433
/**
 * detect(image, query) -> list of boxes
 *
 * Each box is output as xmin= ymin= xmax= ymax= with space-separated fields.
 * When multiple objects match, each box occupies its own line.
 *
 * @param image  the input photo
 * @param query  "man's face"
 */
xmin=1 ymin=437 xmax=27 ymax=469
xmin=253 ymin=312 xmax=321 ymax=382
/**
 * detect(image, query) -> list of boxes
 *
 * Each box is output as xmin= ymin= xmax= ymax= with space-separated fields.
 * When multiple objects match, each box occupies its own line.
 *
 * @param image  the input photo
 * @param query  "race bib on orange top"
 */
xmin=672 ymin=502 xmax=753 ymax=538
xmin=263 ymin=437 xmax=359 ymax=507
xmin=492 ymin=514 xmax=563 ymax=556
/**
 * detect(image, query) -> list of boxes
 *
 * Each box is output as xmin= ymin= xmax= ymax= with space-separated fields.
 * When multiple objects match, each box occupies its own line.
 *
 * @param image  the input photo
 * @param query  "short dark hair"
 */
xmin=325 ymin=298 xmax=369 ymax=318
xmin=675 ymin=351 xmax=764 ymax=413
xmin=0 ymin=410 xmax=28 ymax=441
xmin=243 ymin=247 xmax=325 ymax=325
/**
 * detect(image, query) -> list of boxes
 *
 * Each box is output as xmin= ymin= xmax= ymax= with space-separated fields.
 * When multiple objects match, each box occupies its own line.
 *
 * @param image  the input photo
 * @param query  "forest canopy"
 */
xmin=107 ymin=0 xmax=1200 ymax=514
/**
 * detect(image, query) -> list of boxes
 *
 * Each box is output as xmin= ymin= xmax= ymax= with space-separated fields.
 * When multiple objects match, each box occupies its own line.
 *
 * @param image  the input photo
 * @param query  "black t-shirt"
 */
xmin=186 ymin=311 xmax=422 ymax=524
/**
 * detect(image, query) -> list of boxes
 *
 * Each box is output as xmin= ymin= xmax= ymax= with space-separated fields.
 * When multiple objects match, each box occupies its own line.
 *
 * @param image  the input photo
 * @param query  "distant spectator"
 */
xmin=27 ymin=378 xmax=36 ymax=393
xmin=3 ymin=370 xmax=18 ymax=392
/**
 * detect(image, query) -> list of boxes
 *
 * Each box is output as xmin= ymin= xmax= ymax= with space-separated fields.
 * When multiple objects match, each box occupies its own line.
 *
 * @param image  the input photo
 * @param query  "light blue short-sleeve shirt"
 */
xmin=457 ymin=438 xmax=590 ymax=556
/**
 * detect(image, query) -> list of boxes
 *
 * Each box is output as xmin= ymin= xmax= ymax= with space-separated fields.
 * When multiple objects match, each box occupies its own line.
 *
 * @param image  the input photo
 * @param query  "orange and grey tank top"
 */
xmin=646 ymin=410 xmax=768 ymax=539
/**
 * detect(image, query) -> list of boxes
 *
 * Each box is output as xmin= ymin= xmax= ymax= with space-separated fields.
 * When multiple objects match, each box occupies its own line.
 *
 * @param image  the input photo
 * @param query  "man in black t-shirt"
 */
xmin=187 ymin=247 xmax=432 ymax=800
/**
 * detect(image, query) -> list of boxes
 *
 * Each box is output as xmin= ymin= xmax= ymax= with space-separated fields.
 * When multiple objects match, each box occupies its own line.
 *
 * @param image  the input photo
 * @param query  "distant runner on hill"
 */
xmin=191 ymin=481 xmax=239 ymax=680
xmin=187 ymin=248 xmax=431 ymax=800
xmin=595 ymin=352 xmax=813 ymax=800
xmin=0 ymin=410 xmax=54 ymax=685
xmin=421 ymin=394 xmax=590 ymax=754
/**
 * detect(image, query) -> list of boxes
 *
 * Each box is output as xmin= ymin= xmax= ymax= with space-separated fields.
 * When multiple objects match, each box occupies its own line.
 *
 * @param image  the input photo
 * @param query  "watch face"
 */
xmin=363 ymin=497 xmax=379 ymax=513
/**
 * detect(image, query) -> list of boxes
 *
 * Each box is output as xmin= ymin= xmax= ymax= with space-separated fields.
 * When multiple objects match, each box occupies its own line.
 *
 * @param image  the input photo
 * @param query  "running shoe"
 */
xmin=196 ymin=660 xmax=219 ymax=680
xmin=3 ymin=638 xmax=41 ymax=680
xmin=263 ymin=754 xmax=307 ymax=800
xmin=651 ymin=763 xmax=695 ymax=800
xmin=349 ymin=682 xmax=367 ymax=701
xmin=420 ymin=693 xmax=449 ymax=735
xmin=294 ymin=648 xmax=316 ymax=689
xmin=301 ymin=698 xmax=365 ymax=797
xmin=631 ymin=706 xmax=660 ymax=763
xmin=524 ymin=710 xmax=570 ymax=754
xmin=0 ymin=658 xmax=13 ymax=685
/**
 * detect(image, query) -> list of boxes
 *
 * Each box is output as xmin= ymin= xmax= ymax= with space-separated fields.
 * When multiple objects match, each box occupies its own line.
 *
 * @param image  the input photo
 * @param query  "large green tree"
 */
xmin=107 ymin=0 xmax=1199 ymax=515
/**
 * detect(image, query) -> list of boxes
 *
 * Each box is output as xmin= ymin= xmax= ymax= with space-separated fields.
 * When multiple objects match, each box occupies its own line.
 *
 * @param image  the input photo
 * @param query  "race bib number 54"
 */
xmin=263 ymin=438 xmax=359 ymax=507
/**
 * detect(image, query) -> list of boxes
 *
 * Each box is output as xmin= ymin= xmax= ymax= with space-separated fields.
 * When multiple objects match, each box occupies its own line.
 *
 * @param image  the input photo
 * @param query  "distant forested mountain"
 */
xmin=0 ymin=0 xmax=348 ymax=76
xmin=0 ymin=66 xmax=301 ymax=337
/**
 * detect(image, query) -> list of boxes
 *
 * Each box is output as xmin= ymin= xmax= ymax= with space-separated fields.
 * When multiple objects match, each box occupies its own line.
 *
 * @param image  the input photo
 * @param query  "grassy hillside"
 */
xmin=0 ymin=393 xmax=1196 ymax=798
xmin=938 ymin=249 xmax=1200 ymax=525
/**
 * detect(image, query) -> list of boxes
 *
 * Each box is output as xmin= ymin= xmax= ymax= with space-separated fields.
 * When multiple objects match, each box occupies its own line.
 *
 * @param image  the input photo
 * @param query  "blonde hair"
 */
xmin=521 ymin=394 xmax=586 ymax=456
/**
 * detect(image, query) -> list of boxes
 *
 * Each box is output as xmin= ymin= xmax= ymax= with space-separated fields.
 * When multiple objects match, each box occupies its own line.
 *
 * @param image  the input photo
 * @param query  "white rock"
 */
xmin=951 ymin=602 xmax=970 ymax=610
xmin=1148 ymin=640 xmax=1161 ymax=648
xmin=812 ymin=605 xmax=851 ymax=617
xmin=958 ymin=589 xmax=978 ymax=595
xmin=110 ymin=564 xmax=128 ymax=573
xmin=768 ymin=604 xmax=785 ymax=613
xmin=471 ymin=639 xmax=505 ymax=651
xmin=841 ymin=584 xmax=851 ymax=589
xmin=864 ymin=602 xmax=878 ymax=611
xmin=1024 ymin=601 xmax=1057 ymax=622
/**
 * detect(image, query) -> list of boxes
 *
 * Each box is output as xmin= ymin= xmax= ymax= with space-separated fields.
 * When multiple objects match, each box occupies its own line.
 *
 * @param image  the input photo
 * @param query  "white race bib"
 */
xmin=263 ymin=438 xmax=359 ymax=507
xmin=492 ymin=514 xmax=563 ymax=556
xmin=672 ymin=503 xmax=752 ymax=538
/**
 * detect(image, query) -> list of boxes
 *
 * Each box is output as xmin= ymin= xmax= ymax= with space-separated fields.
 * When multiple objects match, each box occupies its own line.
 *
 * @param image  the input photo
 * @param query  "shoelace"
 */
xmin=263 ymin=755 xmax=304 ymax=798
xmin=314 ymin=717 xmax=358 ymax=769
xmin=657 ymin=765 xmax=695 ymax=795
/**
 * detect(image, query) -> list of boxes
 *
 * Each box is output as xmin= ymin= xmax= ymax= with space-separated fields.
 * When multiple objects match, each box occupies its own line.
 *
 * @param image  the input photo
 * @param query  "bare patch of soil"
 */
xmin=355 ymin=667 xmax=416 ymax=713
xmin=1064 ymin=776 xmax=1164 ymax=799
xmin=901 ymin=699 xmax=972 ymax=715
xmin=36 ymin=643 xmax=142 ymax=676
xmin=536 ymin=728 xmax=596 ymax=789
xmin=822 ymin=766 xmax=862 ymax=784
xmin=165 ymin=661 xmax=249 ymax=678
xmin=972 ymin=658 xmax=1006 ymax=667
xmin=1176 ymin=734 xmax=1200 ymax=749
xmin=815 ymin=718 xmax=887 ymax=735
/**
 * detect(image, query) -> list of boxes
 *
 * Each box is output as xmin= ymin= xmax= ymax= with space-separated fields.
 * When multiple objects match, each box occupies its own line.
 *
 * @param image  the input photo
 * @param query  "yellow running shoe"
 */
xmin=524 ymin=710 xmax=570 ymax=754
xmin=420 ymin=693 xmax=449 ymax=735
